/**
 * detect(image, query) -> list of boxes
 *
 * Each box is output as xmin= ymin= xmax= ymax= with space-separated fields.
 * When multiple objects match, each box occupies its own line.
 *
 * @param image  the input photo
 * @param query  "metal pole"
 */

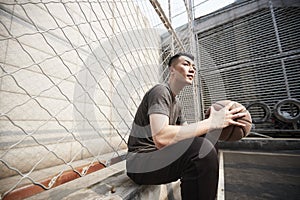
xmin=269 ymin=0 xmax=291 ymax=98
xmin=150 ymin=0 xmax=185 ymax=51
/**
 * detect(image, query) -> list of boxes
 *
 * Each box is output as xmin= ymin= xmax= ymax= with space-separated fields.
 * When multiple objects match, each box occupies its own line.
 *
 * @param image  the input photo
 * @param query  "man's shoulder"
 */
xmin=148 ymin=83 xmax=170 ymax=95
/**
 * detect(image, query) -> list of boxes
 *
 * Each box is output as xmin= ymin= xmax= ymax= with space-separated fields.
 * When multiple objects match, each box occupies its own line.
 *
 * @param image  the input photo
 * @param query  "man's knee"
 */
xmin=188 ymin=137 xmax=219 ymax=170
xmin=190 ymin=137 xmax=217 ymax=158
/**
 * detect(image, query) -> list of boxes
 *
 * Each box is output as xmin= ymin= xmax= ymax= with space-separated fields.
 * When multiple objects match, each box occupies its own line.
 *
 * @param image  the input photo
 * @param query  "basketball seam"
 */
xmin=238 ymin=118 xmax=252 ymax=124
xmin=222 ymin=126 xmax=233 ymax=141
xmin=241 ymin=126 xmax=247 ymax=137
xmin=215 ymin=102 xmax=226 ymax=108
xmin=238 ymin=118 xmax=250 ymax=137
xmin=228 ymin=126 xmax=235 ymax=141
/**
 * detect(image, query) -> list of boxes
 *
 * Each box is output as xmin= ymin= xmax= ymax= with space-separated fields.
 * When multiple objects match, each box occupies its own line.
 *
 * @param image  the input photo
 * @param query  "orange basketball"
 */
xmin=205 ymin=100 xmax=252 ymax=141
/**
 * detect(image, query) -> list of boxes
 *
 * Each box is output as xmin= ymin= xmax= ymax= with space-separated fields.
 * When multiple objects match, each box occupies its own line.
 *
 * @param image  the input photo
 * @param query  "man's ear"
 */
xmin=169 ymin=66 xmax=176 ymax=74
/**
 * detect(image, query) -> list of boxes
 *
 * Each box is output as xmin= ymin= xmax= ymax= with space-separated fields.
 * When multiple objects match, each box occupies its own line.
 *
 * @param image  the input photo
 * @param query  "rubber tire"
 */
xmin=246 ymin=102 xmax=271 ymax=124
xmin=273 ymin=98 xmax=300 ymax=123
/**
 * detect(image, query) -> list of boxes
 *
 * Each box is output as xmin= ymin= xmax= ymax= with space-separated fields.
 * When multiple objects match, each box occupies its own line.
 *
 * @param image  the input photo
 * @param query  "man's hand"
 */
xmin=208 ymin=101 xmax=247 ymax=130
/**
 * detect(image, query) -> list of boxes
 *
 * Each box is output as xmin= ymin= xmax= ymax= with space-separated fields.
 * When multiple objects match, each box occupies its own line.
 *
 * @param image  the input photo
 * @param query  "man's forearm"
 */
xmin=151 ymin=114 xmax=211 ymax=148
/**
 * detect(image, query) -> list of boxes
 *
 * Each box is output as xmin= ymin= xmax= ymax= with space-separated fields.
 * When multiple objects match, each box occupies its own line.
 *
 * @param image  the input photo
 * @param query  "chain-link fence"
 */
xmin=0 ymin=0 xmax=197 ymax=199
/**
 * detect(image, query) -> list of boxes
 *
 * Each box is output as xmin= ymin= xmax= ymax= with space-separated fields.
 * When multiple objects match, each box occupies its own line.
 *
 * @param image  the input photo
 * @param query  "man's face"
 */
xmin=171 ymin=55 xmax=196 ymax=85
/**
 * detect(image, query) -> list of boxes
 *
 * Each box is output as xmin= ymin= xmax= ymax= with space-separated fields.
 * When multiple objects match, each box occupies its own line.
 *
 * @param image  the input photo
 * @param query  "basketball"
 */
xmin=205 ymin=100 xmax=252 ymax=141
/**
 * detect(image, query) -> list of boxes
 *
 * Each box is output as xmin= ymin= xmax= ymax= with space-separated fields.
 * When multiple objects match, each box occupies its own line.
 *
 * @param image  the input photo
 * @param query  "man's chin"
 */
xmin=187 ymin=80 xmax=194 ymax=85
xmin=183 ymin=81 xmax=193 ymax=87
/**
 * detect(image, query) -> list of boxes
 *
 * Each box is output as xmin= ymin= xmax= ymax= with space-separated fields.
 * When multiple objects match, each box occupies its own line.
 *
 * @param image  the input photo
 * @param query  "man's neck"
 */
xmin=167 ymin=79 xmax=185 ymax=97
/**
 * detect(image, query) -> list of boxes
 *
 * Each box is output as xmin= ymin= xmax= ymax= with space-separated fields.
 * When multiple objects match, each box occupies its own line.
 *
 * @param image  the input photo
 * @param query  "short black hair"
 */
xmin=168 ymin=52 xmax=194 ymax=67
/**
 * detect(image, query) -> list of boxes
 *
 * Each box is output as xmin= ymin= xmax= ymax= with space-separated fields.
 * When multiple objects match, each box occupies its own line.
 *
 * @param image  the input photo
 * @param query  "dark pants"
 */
xmin=126 ymin=137 xmax=219 ymax=200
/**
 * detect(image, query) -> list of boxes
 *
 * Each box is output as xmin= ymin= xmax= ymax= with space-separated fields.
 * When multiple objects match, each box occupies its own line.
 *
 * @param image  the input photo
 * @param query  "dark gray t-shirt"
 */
xmin=127 ymin=83 xmax=186 ymax=153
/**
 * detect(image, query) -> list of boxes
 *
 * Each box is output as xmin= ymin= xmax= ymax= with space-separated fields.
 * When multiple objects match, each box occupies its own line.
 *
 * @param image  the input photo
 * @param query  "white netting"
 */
xmin=0 ymin=0 xmax=198 ymax=198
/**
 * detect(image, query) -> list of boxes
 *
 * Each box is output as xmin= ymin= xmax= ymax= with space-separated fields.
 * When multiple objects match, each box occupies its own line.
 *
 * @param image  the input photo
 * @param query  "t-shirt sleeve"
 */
xmin=147 ymin=85 xmax=171 ymax=117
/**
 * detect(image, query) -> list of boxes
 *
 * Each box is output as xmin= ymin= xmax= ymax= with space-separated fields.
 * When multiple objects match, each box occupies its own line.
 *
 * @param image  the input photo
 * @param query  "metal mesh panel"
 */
xmin=275 ymin=7 xmax=300 ymax=52
xmin=196 ymin=1 xmax=300 ymax=132
xmin=285 ymin=56 xmax=300 ymax=99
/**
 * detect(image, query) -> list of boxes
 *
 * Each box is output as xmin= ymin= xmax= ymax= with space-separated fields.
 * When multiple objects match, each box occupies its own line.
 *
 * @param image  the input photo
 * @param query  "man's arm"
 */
xmin=150 ymin=114 xmax=210 ymax=148
xmin=150 ymin=101 xmax=246 ymax=149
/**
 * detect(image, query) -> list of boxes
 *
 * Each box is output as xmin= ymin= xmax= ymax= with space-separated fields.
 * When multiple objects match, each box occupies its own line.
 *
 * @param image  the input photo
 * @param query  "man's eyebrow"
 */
xmin=184 ymin=59 xmax=195 ymax=66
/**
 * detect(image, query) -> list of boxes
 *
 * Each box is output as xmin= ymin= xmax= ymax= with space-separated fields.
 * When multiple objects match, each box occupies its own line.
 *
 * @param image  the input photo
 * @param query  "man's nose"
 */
xmin=189 ymin=66 xmax=195 ymax=73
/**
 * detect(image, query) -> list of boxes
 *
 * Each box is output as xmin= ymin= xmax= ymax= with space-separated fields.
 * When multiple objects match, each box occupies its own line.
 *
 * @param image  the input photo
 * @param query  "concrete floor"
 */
xmin=23 ymin=139 xmax=300 ymax=200
xmin=223 ymin=150 xmax=300 ymax=200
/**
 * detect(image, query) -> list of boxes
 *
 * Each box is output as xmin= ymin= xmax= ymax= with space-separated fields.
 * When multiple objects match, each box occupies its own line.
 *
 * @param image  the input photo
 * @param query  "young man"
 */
xmin=126 ymin=52 xmax=246 ymax=200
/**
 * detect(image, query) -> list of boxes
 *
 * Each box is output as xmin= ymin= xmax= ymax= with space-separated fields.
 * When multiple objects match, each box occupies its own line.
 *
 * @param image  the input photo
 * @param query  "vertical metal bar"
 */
xmin=149 ymin=0 xmax=185 ymax=51
xmin=187 ymin=0 xmax=201 ymax=121
xmin=168 ymin=0 xmax=174 ymax=55
xmin=269 ymin=0 xmax=291 ymax=98
xmin=191 ymin=0 xmax=205 ymax=120
xmin=269 ymin=0 xmax=282 ymax=53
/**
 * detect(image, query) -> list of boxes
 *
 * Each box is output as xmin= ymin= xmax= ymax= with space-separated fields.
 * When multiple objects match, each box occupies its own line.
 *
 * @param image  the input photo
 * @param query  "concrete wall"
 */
xmin=0 ymin=0 xmax=161 ymax=178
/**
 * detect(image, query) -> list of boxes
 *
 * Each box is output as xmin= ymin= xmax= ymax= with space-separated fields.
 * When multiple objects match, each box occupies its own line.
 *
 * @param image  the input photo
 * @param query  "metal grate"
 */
xmin=196 ymin=0 xmax=300 ymax=132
